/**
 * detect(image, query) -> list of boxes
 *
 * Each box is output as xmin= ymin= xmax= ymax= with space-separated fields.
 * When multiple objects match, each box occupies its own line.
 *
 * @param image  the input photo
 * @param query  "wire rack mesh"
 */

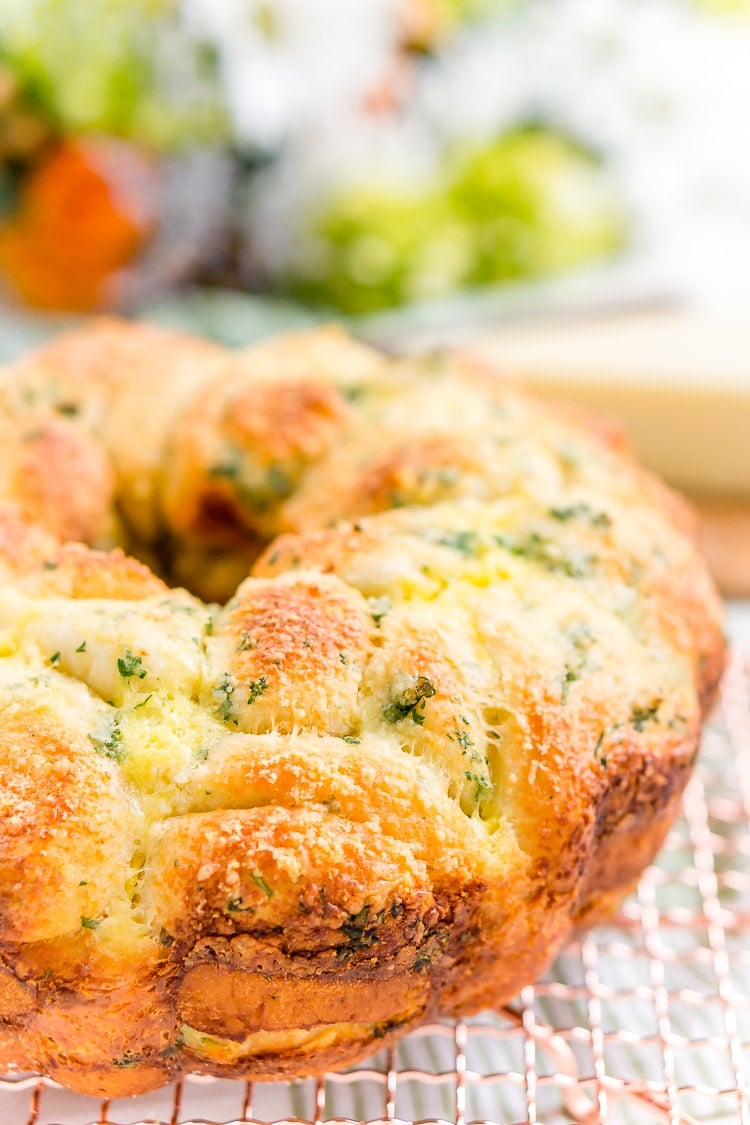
xmin=2 ymin=645 xmax=749 ymax=1125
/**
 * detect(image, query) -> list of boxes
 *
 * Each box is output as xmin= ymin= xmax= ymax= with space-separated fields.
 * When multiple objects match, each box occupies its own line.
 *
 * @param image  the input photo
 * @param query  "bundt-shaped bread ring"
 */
xmin=0 ymin=319 xmax=724 ymax=1096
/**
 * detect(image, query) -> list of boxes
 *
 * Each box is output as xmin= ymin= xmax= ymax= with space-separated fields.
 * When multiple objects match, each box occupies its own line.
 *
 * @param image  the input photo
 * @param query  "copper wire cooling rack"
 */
xmin=2 ymin=646 xmax=749 ymax=1125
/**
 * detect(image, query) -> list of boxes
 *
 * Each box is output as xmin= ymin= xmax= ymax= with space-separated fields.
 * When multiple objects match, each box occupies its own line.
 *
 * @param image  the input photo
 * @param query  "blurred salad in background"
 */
xmin=267 ymin=128 xmax=622 ymax=315
xmin=0 ymin=0 xmax=748 ymax=320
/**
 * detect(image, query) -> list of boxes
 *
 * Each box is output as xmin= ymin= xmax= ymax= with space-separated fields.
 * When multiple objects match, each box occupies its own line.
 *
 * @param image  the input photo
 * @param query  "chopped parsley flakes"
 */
xmin=560 ymin=622 xmax=594 ymax=704
xmin=252 ymin=872 xmax=273 ymax=898
xmin=549 ymin=503 xmax=612 ymax=529
xmin=117 ymin=648 xmax=147 ymax=680
xmin=214 ymin=676 xmax=237 ymax=723
xmin=560 ymin=665 xmax=581 ymax=704
xmin=247 ymin=677 xmax=268 ymax=705
xmin=631 ymin=701 xmax=661 ymax=731
xmin=88 ymin=716 xmax=124 ymax=762
xmin=433 ymin=530 xmax=482 ymax=556
xmin=453 ymin=729 xmax=474 ymax=753
xmin=112 ymin=1051 xmax=141 ymax=1068
xmin=368 ymin=595 xmax=392 ymax=626
xmin=383 ymin=677 xmax=436 ymax=725
xmin=464 ymin=770 xmax=491 ymax=792
xmin=494 ymin=532 xmax=592 ymax=578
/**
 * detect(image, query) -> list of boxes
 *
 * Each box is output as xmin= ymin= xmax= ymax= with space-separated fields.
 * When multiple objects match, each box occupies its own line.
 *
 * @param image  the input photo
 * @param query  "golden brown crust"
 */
xmin=0 ymin=319 xmax=725 ymax=1095
xmin=0 ymin=501 xmax=60 ymax=580
xmin=0 ymin=412 xmax=116 ymax=545
xmin=17 ymin=543 xmax=168 ymax=600
xmin=0 ymin=317 xmax=226 ymax=541
xmin=206 ymin=573 xmax=371 ymax=736
xmin=0 ymin=686 xmax=136 ymax=944
xmin=164 ymin=375 xmax=352 ymax=543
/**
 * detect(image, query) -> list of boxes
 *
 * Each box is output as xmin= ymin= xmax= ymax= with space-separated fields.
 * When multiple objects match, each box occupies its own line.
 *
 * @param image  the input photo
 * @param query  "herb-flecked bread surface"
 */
xmin=0 ymin=320 xmax=725 ymax=1095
